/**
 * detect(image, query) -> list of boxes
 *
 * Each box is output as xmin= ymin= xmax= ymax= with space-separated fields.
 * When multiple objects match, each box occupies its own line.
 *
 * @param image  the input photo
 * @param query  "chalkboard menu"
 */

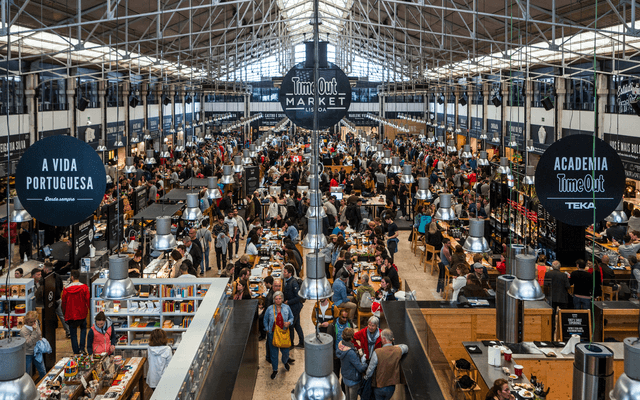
xmin=244 ymin=166 xmax=260 ymax=198
xmin=133 ymin=186 xmax=147 ymax=214
xmin=72 ymin=216 xmax=94 ymax=267
xmin=559 ymin=310 xmax=591 ymax=342
xmin=106 ymin=200 xmax=124 ymax=252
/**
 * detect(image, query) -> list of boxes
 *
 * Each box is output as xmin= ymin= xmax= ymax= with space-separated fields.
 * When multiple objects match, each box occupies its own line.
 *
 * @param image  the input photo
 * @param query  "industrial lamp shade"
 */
xmin=101 ymin=256 xmax=137 ymax=299
xmin=463 ymin=219 xmax=490 ymax=253
xmin=220 ymin=165 xmax=235 ymax=184
xmin=151 ymin=217 xmax=177 ymax=251
xmin=605 ymin=200 xmax=629 ymax=223
xmin=10 ymin=197 xmax=32 ymax=223
xmin=144 ymin=150 xmax=156 ymax=165
xmin=182 ymin=193 xmax=204 ymax=221
xmin=434 ymin=193 xmax=457 ymax=221
xmin=123 ymin=157 xmax=137 ymax=174
xmin=205 ymin=177 xmax=222 ymax=200
xmin=0 ymin=337 xmax=39 ymax=400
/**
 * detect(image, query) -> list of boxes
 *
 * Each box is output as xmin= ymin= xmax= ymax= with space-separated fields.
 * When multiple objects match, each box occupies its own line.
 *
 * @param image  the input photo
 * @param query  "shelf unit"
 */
xmin=0 ymin=279 xmax=35 ymax=338
xmin=91 ymin=278 xmax=216 ymax=349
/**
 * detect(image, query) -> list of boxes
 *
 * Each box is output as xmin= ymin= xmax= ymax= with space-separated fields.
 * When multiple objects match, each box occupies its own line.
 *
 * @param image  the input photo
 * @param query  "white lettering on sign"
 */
xmin=25 ymin=158 xmax=93 ymax=190
xmin=490 ymin=122 xmax=499 ymax=130
xmin=565 ymin=202 xmax=596 ymax=210
xmin=553 ymin=157 xmax=608 ymax=171
xmin=557 ymin=173 xmax=605 ymax=193
xmin=291 ymin=76 xmax=338 ymax=96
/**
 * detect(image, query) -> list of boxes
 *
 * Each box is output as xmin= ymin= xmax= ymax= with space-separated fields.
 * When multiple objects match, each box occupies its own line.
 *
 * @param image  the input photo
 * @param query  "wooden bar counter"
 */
xmin=420 ymin=300 xmax=552 ymax=363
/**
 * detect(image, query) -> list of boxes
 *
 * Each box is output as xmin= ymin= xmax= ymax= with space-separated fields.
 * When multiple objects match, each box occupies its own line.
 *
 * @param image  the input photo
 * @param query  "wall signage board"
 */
xmin=0 ymin=133 xmax=30 ymax=161
xmin=529 ymin=124 xmax=554 ymax=155
xmin=162 ymin=116 xmax=172 ymax=132
xmin=487 ymin=118 xmax=502 ymax=134
xmin=15 ymin=135 xmax=107 ymax=227
xmin=458 ymin=115 xmax=468 ymax=130
xmin=129 ymin=119 xmax=144 ymax=136
xmin=505 ymin=121 xmax=525 ymax=149
xmin=604 ymin=133 xmax=640 ymax=180
xmin=470 ymin=117 xmax=483 ymax=138
xmin=279 ymin=62 xmax=351 ymax=130
xmin=535 ymin=134 xmax=625 ymax=226
xmin=148 ymin=116 xmax=160 ymax=133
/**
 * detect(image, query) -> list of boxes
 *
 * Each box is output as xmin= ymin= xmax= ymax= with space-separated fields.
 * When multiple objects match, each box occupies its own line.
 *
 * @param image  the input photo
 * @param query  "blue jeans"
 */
xmin=201 ymin=246 xmax=210 ymax=274
xmin=374 ymin=385 xmax=396 ymax=400
xmin=68 ymin=319 xmax=87 ymax=354
xmin=574 ymin=296 xmax=591 ymax=310
xmin=267 ymin=332 xmax=290 ymax=372
xmin=26 ymin=354 xmax=46 ymax=379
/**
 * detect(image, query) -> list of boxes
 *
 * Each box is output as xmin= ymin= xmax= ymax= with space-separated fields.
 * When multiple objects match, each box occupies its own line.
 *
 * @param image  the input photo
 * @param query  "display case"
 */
xmin=0 ymin=278 xmax=35 ymax=338
xmin=91 ymin=278 xmax=216 ymax=349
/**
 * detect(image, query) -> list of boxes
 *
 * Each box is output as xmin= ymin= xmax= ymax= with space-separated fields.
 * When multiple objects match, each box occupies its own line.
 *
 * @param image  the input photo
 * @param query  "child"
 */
xmin=146 ymin=329 xmax=173 ymax=389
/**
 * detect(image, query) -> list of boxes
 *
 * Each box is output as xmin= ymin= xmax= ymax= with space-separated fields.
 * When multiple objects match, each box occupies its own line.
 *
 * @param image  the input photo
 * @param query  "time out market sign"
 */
xmin=279 ymin=63 xmax=351 ymax=130
xmin=15 ymin=135 xmax=107 ymax=227
xmin=535 ymin=134 xmax=625 ymax=226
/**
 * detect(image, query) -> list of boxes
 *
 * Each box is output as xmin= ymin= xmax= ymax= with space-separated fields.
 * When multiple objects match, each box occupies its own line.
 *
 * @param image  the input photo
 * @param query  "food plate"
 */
xmin=509 ymin=374 xmax=518 ymax=380
xmin=371 ymin=276 xmax=382 ymax=282
xmin=519 ymin=389 xmax=534 ymax=399
xmin=271 ymin=272 xmax=281 ymax=278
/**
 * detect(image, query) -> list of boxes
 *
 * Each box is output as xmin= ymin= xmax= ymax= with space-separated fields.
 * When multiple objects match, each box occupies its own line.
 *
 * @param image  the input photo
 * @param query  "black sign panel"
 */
xmin=0 ymin=133 xmax=30 ymax=162
xmin=15 ymin=135 xmax=107 ymax=227
xmin=106 ymin=200 xmax=124 ymax=251
xmin=279 ymin=62 xmax=351 ymax=130
xmin=535 ymin=134 xmax=625 ymax=226
xmin=505 ymin=121 xmax=525 ymax=149
xmin=78 ymin=124 xmax=101 ymax=150
xmin=605 ymin=133 xmax=640 ymax=180
xmin=470 ymin=117 xmax=483 ymax=138
xmin=559 ymin=310 xmax=591 ymax=342
xmin=72 ymin=215 xmax=94 ymax=266
xmin=348 ymin=112 xmax=378 ymax=127
xmin=133 ymin=186 xmax=147 ymax=214
xmin=244 ymin=166 xmax=260 ymax=197
xmin=458 ymin=115 xmax=468 ymax=130
xmin=530 ymin=124 xmax=554 ymax=155
xmin=487 ymin=118 xmax=502 ymax=134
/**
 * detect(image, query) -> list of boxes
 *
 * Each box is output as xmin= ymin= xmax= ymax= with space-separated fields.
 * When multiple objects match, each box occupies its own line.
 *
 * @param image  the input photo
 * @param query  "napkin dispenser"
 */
xmin=488 ymin=345 xmax=502 ymax=366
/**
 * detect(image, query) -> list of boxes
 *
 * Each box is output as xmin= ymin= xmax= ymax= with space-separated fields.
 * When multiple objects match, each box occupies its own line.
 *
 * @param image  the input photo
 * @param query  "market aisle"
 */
xmin=250 ymin=229 xmax=442 ymax=400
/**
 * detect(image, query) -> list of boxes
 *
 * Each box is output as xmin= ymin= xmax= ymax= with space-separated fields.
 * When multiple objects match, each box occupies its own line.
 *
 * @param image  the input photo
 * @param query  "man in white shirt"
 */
xmin=224 ymin=212 xmax=239 ymax=260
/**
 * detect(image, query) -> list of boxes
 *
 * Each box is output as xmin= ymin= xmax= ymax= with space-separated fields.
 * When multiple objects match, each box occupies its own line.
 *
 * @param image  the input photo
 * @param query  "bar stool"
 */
xmin=450 ymin=360 xmax=481 ymax=400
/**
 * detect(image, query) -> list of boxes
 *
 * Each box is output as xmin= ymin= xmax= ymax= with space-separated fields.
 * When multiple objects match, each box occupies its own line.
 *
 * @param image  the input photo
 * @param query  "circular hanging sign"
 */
xmin=535 ymin=134 xmax=625 ymax=226
xmin=15 ymin=135 xmax=107 ymax=227
xmin=279 ymin=62 xmax=351 ymax=130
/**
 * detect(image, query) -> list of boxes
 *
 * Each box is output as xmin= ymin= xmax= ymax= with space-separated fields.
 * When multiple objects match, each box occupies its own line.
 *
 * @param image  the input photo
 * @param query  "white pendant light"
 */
xmin=130 ymin=132 xmax=140 ymax=144
xmin=113 ymin=135 xmax=124 ymax=147
xmin=232 ymin=155 xmax=244 ymax=174
xmin=526 ymin=139 xmax=535 ymax=152
xmin=436 ymin=136 xmax=446 ymax=148
xmin=477 ymin=151 xmax=490 ymax=166
xmin=144 ymin=149 xmax=156 ymax=165
xmin=389 ymin=157 xmax=402 ymax=174
xmin=414 ymin=177 xmax=433 ymax=201
xmin=123 ymin=157 xmax=136 ymax=174
xmin=160 ymin=144 xmax=171 ymax=158
xmin=143 ymin=129 xmax=152 ymax=140
xmin=461 ymin=144 xmax=472 ymax=160
xmin=523 ymin=165 xmax=535 ymax=185
xmin=97 ymin=139 xmax=107 ymax=151
xmin=174 ymin=140 xmax=185 ymax=152
xmin=382 ymin=150 xmax=393 ymax=165
xmin=400 ymin=165 xmax=415 ymax=184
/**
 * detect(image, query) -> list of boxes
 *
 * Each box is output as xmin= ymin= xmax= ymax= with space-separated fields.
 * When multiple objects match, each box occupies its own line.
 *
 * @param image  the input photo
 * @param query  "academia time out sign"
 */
xmin=535 ymin=134 xmax=625 ymax=226
xmin=15 ymin=135 xmax=107 ymax=227
xmin=279 ymin=63 xmax=351 ymax=130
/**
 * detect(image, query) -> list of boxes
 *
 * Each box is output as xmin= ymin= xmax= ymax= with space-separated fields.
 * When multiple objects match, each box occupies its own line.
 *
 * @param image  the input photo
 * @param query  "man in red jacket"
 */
xmin=62 ymin=270 xmax=90 ymax=354
xmin=353 ymin=315 xmax=382 ymax=361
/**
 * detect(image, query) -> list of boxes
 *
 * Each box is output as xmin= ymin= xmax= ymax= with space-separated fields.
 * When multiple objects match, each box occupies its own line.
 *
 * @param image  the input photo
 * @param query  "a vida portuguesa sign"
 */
xmin=279 ymin=61 xmax=351 ymax=130
xmin=15 ymin=135 xmax=107 ymax=227
xmin=535 ymin=134 xmax=625 ymax=226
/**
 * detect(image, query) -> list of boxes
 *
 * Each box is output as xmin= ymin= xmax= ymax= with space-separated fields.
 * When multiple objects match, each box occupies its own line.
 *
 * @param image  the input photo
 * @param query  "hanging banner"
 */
xmin=15 ymin=135 xmax=107 ymax=227
xmin=279 ymin=60 xmax=351 ymax=130
xmin=535 ymin=134 xmax=625 ymax=226
xmin=605 ymin=133 xmax=640 ymax=180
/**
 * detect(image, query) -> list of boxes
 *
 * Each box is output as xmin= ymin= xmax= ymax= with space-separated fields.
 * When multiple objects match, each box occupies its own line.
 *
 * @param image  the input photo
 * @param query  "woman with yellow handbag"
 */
xmin=263 ymin=291 xmax=294 ymax=379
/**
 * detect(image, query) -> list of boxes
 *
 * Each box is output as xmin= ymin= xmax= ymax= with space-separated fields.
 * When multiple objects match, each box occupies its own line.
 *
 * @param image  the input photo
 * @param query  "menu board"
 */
xmin=72 ymin=216 xmax=94 ymax=267
xmin=244 ymin=166 xmax=260 ymax=198
xmin=133 ymin=186 xmax=147 ymax=214
xmin=559 ymin=310 xmax=591 ymax=342
xmin=106 ymin=200 xmax=124 ymax=252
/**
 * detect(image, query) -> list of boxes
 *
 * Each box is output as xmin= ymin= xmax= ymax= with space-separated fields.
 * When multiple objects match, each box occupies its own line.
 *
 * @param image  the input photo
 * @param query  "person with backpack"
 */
xmin=311 ymin=297 xmax=339 ymax=334
xmin=355 ymin=274 xmax=376 ymax=311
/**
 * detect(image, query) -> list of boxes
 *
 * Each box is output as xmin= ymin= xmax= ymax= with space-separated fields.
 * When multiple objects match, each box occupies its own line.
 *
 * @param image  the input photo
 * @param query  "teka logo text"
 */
xmin=565 ymin=202 xmax=595 ymax=210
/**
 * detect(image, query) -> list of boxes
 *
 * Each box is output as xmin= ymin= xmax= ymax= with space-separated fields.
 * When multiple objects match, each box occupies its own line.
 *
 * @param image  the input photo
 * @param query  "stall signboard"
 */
xmin=505 ymin=121 xmax=525 ymax=149
xmin=133 ymin=186 xmax=147 ymax=214
xmin=129 ymin=119 xmax=144 ymax=136
xmin=72 ymin=215 xmax=94 ymax=266
xmin=605 ymin=133 xmax=640 ymax=180
xmin=279 ymin=62 xmax=351 ymax=130
xmin=470 ymin=117 xmax=483 ymax=139
xmin=535 ymin=134 xmax=625 ymax=226
xmin=244 ymin=166 xmax=260 ymax=197
xmin=106 ymin=200 xmax=124 ymax=252
xmin=148 ymin=116 xmax=160 ymax=133
xmin=487 ymin=119 xmax=502 ymax=134
xmin=0 ymin=133 xmax=30 ymax=160
xmin=347 ymin=112 xmax=378 ymax=127
xmin=163 ymin=115 xmax=172 ymax=132
xmin=15 ymin=135 xmax=107 ymax=227
xmin=458 ymin=115 xmax=468 ymax=131
xmin=558 ymin=310 xmax=591 ymax=342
